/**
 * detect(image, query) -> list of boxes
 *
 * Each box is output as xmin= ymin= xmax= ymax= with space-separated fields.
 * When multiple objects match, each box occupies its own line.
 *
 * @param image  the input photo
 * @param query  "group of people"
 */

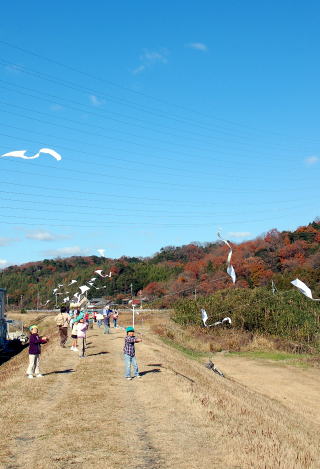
xmin=54 ymin=306 xmax=120 ymax=349
xmin=26 ymin=305 xmax=142 ymax=380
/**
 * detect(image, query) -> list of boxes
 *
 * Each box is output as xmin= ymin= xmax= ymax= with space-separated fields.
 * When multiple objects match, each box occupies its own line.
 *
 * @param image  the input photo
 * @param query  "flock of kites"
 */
xmin=1 ymin=147 xmax=319 ymax=311
xmin=41 ymin=269 xmax=113 ymax=307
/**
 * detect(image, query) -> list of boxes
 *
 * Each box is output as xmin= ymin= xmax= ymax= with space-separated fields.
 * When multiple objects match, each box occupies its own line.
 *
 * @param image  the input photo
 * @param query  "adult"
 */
xmin=55 ymin=305 xmax=70 ymax=348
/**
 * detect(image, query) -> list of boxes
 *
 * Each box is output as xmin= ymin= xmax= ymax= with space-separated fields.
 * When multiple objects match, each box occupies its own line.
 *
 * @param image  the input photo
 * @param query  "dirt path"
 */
xmin=1 ymin=322 xmax=320 ymax=469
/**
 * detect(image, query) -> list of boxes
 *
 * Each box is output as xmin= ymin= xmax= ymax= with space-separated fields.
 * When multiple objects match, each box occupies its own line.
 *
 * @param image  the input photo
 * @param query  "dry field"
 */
xmin=0 ymin=312 xmax=320 ymax=469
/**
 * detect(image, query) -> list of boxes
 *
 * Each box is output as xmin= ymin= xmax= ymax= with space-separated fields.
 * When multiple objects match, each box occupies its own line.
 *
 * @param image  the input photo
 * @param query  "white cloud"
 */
xmin=132 ymin=48 xmax=169 ymax=74
xmin=132 ymin=64 xmax=146 ymax=75
xmin=43 ymin=246 xmax=89 ymax=257
xmin=305 ymin=156 xmax=319 ymax=166
xmin=26 ymin=230 xmax=68 ymax=242
xmin=228 ymin=231 xmax=251 ymax=238
xmin=0 ymin=259 xmax=8 ymax=268
xmin=89 ymin=95 xmax=105 ymax=107
xmin=97 ymin=249 xmax=106 ymax=256
xmin=186 ymin=42 xmax=208 ymax=52
xmin=0 ymin=237 xmax=16 ymax=246
xmin=50 ymin=104 xmax=64 ymax=111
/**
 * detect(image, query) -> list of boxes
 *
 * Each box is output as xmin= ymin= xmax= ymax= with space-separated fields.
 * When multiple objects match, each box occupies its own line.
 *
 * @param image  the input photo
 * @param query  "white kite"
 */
xmin=1 ymin=148 xmax=62 ymax=161
xmin=68 ymin=280 xmax=77 ymax=286
xmin=291 ymin=278 xmax=320 ymax=301
xmin=201 ymin=308 xmax=232 ymax=328
xmin=97 ymin=249 xmax=105 ymax=256
xmin=79 ymin=285 xmax=90 ymax=294
xmin=94 ymin=270 xmax=112 ymax=278
xmin=41 ymin=300 xmax=51 ymax=306
xmin=201 ymin=308 xmax=208 ymax=327
xmin=217 ymin=232 xmax=236 ymax=283
xmin=53 ymin=288 xmax=58 ymax=294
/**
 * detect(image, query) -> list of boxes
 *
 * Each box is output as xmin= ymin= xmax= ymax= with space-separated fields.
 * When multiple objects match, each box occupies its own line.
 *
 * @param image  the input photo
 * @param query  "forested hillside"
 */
xmin=1 ymin=219 xmax=320 ymax=308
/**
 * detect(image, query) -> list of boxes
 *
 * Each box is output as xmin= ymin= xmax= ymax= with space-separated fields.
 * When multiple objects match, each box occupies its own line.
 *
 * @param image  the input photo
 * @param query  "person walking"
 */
xmin=123 ymin=326 xmax=142 ymax=380
xmin=55 ymin=306 xmax=70 ymax=348
xmin=26 ymin=325 xmax=48 ymax=378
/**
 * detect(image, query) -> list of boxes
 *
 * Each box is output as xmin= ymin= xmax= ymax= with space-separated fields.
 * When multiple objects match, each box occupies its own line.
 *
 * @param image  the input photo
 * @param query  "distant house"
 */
xmin=0 ymin=289 xmax=7 ymax=349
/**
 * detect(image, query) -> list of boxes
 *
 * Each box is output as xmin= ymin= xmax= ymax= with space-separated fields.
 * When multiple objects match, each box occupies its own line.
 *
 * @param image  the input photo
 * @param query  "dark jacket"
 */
xmin=29 ymin=333 xmax=46 ymax=355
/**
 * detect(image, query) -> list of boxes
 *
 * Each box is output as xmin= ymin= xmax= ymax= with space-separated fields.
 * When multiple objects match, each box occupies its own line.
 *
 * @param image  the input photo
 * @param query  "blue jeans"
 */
xmin=124 ymin=354 xmax=139 ymax=377
xmin=113 ymin=318 xmax=118 ymax=328
xmin=97 ymin=320 xmax=102 ymax=328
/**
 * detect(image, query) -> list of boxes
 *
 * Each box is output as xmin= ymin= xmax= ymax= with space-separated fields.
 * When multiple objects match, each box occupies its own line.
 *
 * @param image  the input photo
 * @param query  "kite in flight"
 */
xmin=217 ymin=232 xmax=236 ymax=284
xmin=1 ymin=148 xmax=62 ymax=161
xmin=95 ymin=270 xmax=112 ymax=278
xmin=291 ymin=278 xmax=320 ymax=301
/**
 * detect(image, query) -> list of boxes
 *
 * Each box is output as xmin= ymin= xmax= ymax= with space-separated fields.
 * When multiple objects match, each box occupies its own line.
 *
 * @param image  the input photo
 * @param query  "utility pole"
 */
xmin=194 ymin=288 xmax=197 ymax=301
xmin=130 ymin=283 xmax=133 ymax=298
xmin=132 ymin=304 xmax=135 ymax=328
xmin=37 ymin=291 xmax=40 ymax=311
xmin=20 ymin=295 xmax=23 ymax=309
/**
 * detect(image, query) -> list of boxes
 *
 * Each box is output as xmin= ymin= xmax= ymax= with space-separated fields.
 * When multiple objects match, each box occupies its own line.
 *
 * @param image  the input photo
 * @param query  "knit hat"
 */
xmin=29 ymin=325 xmax=38 ymax=331
xmin=126 ymin=326 xmax=135 ymax=333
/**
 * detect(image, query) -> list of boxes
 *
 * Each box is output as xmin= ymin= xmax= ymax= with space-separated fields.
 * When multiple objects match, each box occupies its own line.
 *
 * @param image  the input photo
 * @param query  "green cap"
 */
xmin=126 ymin=326 xmax=135 ymax=333
xmin=29 ymin=325 xmax=38 ymax=331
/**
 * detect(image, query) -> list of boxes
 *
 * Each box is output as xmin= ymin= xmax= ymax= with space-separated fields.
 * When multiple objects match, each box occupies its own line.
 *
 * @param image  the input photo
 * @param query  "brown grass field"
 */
xmin=0 ymin=311 xmax=320 ymax=469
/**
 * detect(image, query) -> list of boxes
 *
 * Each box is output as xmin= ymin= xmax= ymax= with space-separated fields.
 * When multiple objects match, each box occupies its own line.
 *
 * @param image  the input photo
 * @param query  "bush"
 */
xmin=173 ymin=287 xmax=320 ymax=345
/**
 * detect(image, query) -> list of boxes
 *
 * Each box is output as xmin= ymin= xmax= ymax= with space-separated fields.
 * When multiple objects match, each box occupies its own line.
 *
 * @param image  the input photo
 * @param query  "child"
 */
xmin=113 ymin=310 xmax=119 ymax=328
xmin=26 ymin=325 xmax=48 ymax=379
xmin=103 ymin=311 xmax=111 ymax=334
xmin=77 ymin=317 xmax=88 ymax=358
xmin=70 ymin=319 xmax=78 ymax=352
xmin=123 ymin=326 xmax=142 ymax=380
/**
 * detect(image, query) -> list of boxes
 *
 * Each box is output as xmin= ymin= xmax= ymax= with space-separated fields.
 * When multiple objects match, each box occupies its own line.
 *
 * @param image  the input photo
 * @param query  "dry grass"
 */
xmin=0 ymin=313 xmax=320 ymax=468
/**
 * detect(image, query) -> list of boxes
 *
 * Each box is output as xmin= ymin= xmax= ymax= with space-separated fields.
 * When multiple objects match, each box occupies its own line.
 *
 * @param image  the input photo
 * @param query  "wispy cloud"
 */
xmin=97 ymin=248 xmax=106 ymax=256
xmin=26 ymin=230 xmax=68 ymax=242
xmin=89 ymin=95 xmax=105 ymax=107
xmin=186 ymin=42 xmax=208 ymax=52
xmin=228 ymin=231 xmax=251 ymax=238
xmin=43 ymin=246 xmax=89 ymax=257
xmin=132 ymin=48 xmax=169 ymax=75
xmin=4 ymin=63 xmax=23 ymax=74
xmin=305 ymin=156 xmax=319 ymax=166
xmin=0 ymin=237 xmax=17 ymax=246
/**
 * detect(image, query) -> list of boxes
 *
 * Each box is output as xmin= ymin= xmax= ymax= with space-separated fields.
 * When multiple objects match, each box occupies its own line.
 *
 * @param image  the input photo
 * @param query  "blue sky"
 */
xmin=0 ymin=0 xmax=320 ymax=267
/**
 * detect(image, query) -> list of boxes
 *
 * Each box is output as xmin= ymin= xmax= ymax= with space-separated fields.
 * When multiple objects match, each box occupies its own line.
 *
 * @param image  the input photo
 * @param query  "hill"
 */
xmin=1 ymin=219 xmax=320 ymax=308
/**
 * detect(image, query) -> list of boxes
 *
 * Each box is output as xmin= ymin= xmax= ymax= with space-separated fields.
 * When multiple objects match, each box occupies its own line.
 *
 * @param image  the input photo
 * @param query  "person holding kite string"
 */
xmin=26 ymin=325 xmax=48 ymax=378
xmin=123 ymin=327 xmax=142 ymax=380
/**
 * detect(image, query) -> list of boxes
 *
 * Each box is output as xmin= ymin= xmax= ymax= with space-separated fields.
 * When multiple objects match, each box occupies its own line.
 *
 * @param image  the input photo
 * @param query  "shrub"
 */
xmin=172 ymin=287 xmax=320 ymax=345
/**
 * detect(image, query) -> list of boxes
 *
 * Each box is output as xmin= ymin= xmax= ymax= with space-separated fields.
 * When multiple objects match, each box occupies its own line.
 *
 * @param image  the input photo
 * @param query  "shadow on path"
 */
xmin=44 ymin=369 xmax=75 ymax=375
xmin=139 ymin=368 xmax=161 ymax=376
xmin=87 ymin=351 xmax=109 ymax=356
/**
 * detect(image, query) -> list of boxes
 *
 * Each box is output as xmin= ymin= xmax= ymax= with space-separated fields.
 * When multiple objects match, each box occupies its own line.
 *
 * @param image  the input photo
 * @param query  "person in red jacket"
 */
xmin=26 ymin=325 xmax=48 ymax=379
